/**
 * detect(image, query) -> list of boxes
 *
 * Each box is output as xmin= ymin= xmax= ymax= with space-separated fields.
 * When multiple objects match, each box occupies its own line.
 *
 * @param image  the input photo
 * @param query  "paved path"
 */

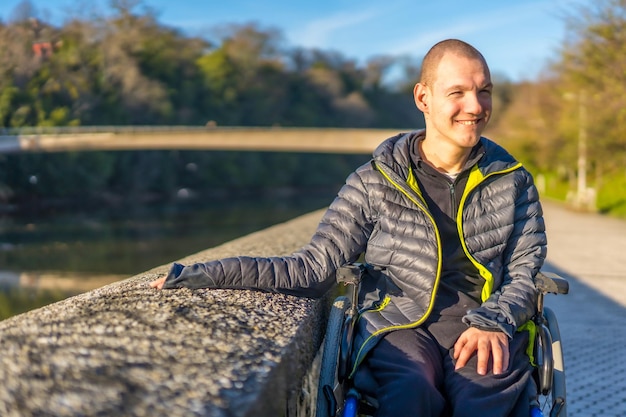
xmin=540 ymin=201 xmax=626 ymax=416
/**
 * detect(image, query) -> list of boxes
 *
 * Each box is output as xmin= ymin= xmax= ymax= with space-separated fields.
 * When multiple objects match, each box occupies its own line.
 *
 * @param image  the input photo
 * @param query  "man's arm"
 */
xmin=458 ymin=171 xmax=546 ymax=374
xmin=150 ymin=169 xmax=375 ymax=296
xmin=463 ymin=171 xmax=546 ymax=336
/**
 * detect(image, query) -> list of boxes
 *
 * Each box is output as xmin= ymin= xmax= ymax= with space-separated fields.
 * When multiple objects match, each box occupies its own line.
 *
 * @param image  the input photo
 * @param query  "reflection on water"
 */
xmin=0 ymin=271 xmax=126 ymax=320
xmin=0 ymin=271 xmax=127 ymax=292
xmin=0 ymin=190 xmax=333 ymax=321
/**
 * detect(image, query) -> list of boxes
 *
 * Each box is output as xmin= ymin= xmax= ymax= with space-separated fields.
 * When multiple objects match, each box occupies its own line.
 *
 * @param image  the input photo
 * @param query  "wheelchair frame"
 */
xmin=315 ymin=265 xmax=569 ymax=417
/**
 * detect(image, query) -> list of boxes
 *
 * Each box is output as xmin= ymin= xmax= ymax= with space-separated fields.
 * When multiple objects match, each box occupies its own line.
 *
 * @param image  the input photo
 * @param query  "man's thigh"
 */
xmin=445 ymin=330 xmax=533 ymax=417
xmin=355 ymin=328 xmax=447 ymax=417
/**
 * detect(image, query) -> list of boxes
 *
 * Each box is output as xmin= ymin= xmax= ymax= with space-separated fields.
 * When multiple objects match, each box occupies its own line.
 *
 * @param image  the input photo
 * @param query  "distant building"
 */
xmin=30 ymin=18 xmax=54 ymax=59
xmin=32 ymin=41 xmax=53 ymax=58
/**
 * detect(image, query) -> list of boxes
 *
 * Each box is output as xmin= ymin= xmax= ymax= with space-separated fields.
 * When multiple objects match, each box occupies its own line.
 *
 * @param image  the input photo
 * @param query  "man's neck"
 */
xmin=418 ymin=138 xmax=472 ymax=175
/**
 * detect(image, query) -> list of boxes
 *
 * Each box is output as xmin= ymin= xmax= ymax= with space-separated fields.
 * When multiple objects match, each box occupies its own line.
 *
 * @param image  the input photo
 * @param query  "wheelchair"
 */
xmin=315 ymin=264 xmax=569 ymax=417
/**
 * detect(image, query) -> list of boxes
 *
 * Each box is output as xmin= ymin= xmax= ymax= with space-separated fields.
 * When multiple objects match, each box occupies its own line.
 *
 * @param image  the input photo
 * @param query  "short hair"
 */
xmin=419 ymin=39 xmax=489 ymax=85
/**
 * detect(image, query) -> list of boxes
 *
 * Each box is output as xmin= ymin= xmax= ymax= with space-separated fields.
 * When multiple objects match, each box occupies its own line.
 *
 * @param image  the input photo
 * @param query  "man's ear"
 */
xmin=413 ymin=83 xmax=429 ymax=113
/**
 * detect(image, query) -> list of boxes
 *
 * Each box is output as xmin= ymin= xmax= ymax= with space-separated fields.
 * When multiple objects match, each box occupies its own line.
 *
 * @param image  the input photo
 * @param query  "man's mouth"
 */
xmin=456 ymin=119 xmax=481 ymax=126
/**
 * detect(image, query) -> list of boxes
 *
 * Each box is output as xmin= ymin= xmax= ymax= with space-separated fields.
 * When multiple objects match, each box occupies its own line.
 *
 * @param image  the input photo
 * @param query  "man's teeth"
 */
xmin=458 ymin=120 xmax=479 ymax=125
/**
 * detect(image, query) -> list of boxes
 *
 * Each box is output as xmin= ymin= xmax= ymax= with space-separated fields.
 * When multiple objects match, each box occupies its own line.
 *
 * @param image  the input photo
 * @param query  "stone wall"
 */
xmin=0 ymin=209 xmax=331 ymax=417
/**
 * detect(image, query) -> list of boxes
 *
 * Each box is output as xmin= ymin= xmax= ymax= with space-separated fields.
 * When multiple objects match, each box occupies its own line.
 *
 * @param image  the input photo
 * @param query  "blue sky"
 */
xmin=1 ymin=0 xmax=590 ymax=82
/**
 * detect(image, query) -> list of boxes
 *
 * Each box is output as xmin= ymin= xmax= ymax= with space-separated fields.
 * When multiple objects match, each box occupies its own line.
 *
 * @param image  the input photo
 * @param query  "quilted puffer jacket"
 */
xmin=162 ymin=130 xmax=547 ymax=372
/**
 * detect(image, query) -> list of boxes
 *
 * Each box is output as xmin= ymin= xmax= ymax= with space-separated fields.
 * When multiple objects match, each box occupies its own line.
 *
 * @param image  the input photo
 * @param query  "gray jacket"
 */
xmin=163 ymin=130 xmax=547 ymax=372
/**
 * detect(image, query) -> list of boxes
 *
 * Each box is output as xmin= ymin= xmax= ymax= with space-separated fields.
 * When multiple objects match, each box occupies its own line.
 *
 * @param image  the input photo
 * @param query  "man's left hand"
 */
xmin=453 ymin=327 xmax=509 ymax=375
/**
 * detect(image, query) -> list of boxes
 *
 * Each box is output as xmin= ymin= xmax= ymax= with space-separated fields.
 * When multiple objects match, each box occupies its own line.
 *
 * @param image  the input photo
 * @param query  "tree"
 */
xmin=558 ymin=0 xmax=626 ymax=172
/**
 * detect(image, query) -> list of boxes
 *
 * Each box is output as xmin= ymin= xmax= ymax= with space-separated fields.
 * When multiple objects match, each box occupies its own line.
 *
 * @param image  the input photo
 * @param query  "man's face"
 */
xmin=415 ymin=53 xmax=492 ymax=150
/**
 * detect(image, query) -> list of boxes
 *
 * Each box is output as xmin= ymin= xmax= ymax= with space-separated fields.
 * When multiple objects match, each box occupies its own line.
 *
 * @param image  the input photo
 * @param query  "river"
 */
xmin=0 ymin=189 xmax=334 ymax=321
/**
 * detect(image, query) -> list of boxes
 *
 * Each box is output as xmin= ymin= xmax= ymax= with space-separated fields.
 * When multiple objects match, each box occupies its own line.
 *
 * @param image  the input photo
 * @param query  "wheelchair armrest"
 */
xmin=535 ymin=271 xmax=569 ymax=295
xmin=336 ymin=263 xmax=364 ymax=285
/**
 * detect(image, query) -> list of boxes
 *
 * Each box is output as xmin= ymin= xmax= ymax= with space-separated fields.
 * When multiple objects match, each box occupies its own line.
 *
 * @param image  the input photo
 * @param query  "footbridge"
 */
xmin=0 ymin=126 xmax=401 ymax=154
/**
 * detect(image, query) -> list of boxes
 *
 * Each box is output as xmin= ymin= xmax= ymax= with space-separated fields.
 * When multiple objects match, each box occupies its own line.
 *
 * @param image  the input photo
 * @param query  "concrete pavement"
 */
xmin=540 ymin=201 xmax=626 ymax=416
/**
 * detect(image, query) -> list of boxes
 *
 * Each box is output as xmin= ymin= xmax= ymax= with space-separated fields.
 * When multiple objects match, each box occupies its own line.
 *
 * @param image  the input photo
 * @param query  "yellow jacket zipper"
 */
xmin=456 ymin=163 xmax=523 ymax=302
xmin=348 ymin=161 xmax=443 ymax=378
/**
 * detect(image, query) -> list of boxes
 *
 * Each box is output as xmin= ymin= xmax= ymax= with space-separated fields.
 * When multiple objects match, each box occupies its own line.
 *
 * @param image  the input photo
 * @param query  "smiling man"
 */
xmin=151 ymin=39 xmax=546 ymax=417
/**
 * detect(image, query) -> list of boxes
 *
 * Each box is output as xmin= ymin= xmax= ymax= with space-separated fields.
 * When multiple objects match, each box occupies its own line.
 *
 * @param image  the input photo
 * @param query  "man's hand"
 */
xmin=453 ymin=327 xmax=509 ymax=376
xmin=150 ymin=276 xmax=167 ymax=289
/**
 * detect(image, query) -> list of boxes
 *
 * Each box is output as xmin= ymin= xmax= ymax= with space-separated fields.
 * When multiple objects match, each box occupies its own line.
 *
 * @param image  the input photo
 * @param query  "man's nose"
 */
xmin=464 ymin=92 xmax=486 ymax=115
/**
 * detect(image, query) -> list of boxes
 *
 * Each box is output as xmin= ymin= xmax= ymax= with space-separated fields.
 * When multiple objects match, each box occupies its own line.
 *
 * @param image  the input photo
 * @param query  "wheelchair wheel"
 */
xmin=538 ymin=307 xmax=567 ymax=417
xmin=316 ymin=296 xmax=350 ymax=417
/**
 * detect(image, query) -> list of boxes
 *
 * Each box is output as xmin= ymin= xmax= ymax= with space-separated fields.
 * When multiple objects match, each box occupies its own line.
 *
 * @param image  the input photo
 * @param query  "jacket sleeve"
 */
xmin=463 ymin=171 xmax=547 ymax=337
xmin=162 ymin=169 xmax=375 ymax=298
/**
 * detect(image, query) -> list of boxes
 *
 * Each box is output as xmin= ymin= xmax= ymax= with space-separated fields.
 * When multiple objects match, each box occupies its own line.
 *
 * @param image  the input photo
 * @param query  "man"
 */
xmin=151 ymin=39 xmax=546 ymax=417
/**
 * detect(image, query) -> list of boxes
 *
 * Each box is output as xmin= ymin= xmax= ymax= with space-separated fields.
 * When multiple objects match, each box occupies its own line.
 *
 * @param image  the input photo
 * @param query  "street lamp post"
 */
xmin=576 ymin=89 xmax=588 ymax=207
xmin=564 ymin=90 xmax=594 ymax=210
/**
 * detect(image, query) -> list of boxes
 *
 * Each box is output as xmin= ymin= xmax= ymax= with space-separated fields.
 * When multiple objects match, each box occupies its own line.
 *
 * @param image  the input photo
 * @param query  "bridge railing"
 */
xmin=0 ymin=209 xmax=331 ymax=417
xmin=1 ymin=125 xmax=219 ymax=135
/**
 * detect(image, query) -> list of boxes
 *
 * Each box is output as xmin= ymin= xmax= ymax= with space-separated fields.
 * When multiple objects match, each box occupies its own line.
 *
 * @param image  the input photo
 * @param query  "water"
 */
xmin=0 ymin=190 xmax=334 ymax=321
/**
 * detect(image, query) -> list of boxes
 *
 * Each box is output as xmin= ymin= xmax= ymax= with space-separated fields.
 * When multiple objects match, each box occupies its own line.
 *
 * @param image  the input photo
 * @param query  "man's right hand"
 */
xmin=150 ymin=276 xmax=167 ymax=289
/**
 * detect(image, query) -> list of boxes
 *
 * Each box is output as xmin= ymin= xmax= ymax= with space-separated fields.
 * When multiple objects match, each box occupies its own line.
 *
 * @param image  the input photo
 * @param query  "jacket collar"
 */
xmin=372 ymin=130 xmax=519 ymax=179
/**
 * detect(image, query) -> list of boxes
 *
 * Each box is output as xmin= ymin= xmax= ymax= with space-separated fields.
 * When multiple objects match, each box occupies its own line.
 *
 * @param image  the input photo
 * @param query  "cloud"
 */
xmin=288 ymin=6 xmax=383 ymax=48
xmin=385 ymin=1 xmax=555 ymax=57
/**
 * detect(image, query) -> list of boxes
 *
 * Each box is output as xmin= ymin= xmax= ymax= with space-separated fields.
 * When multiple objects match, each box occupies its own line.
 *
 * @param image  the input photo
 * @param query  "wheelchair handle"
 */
xmin=535 ymin=271 xmax=569 ymax=295
xmin=336 ymin=263 xmax=364 ymax=286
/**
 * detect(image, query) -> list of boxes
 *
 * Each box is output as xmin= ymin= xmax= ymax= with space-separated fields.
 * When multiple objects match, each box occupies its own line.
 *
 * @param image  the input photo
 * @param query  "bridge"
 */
xmin=0 ymin=126 xmax=402 ymax=154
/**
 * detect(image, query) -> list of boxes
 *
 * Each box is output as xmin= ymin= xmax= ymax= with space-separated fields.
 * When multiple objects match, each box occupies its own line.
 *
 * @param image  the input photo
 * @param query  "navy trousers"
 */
xmin=354 ymin=323 xmax=533 ymax=417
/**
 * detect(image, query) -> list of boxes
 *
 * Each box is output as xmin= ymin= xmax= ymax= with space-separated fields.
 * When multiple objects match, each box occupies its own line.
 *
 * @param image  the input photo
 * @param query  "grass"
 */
xmin=535 ymin=170 xmax=626 ymax=219
xmin=596 ymin=173 xmax=626 ymax=218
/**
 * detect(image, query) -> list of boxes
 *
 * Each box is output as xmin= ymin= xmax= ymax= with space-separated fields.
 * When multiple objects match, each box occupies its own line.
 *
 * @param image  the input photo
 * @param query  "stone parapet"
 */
xmin=0 ymin=209 xmax=329 ymax=417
